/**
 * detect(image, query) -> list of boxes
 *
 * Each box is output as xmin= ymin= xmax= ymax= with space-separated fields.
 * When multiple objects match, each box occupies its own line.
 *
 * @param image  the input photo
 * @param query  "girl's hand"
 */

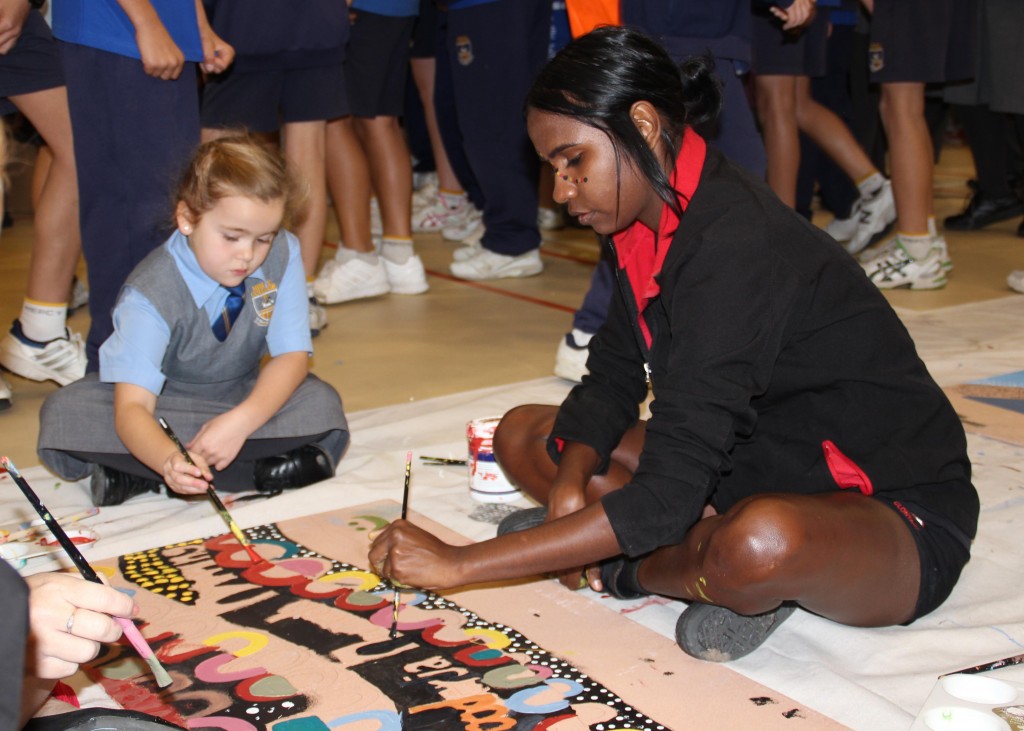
xmin=26 ymin=573 xmax=138 ymax=680
xmin=188 ymin=411 xmax=250 ymax=471
xmin=770 ymin=0 xmax=817 ymax=31
xmin=199 ymin=30 xmax=234 ymax=75
xmin=368 ymin=520 xmax=465 ymax=591
xmin=162 ymin=449 xmax=212 ymax=495
xmin=134 ymin=22 xmax=185 ymax=80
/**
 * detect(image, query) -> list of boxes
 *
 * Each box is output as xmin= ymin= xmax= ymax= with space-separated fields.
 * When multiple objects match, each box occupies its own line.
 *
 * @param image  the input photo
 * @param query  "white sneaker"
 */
xmin=413 ymin=194 xmax=468 ymax=233
xmin=0 ymin=326 xmax=86 ymax=386
xmin=0 ymin=373 xmax=11 ymax=411
xmin=68 ymin=277 xmax=89 ymax=315
xmin=383 ymin=254 xmax=429 ymax=295
xmin=824 ymin=213 xmax=858 ymax=244
xmin=844 ymin=180 xmax=897 ymax=255
xmin=861 ymin=239 xmax=947 ymax=290
xmin=1008 ymin=270 xmax=1024 ymax=294
xmin=553 ymin=333 xmax=590 ymax=382
xmin=538 ymin=206 xmax=566 ymax=231
xmin=859 ymin=234 xmax=953 ymax=272
xmin=449 ymin=248 xmax=543 ymax=280
xmin=308 ymin=297 xmax=328 ymax=337
xmin=452 ymin=241 xmax=482 ymax=262
xmin=442 ymin=206 xmax=483 ymax=242
xmin=313 ymin=254 xmax=390 ymax=304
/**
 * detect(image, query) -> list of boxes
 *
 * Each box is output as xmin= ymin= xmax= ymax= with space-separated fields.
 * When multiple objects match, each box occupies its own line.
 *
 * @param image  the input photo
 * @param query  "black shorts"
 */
xmin=0 ymin=11 xmax=64 ymax=116
xmin=750 ymin=7 xmax=828 ymax=77
xmin=876 ymin=497 xmax=972 ymax=623
xmin=410 ymin=0 xmax=437 ymax=60
xmin=346 ymin=11 xmax=415 ymax=117
xmin=869 ymin=0 xmax=976 ymax=83
xmin=201 ymin=62 xmax=348 ymax=133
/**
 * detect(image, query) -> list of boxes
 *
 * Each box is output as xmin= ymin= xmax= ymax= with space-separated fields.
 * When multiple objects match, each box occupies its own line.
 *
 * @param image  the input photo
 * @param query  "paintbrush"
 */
xmin=157 ymin=417 xmax=263 ymax=565
xmin=419 ymin=456 xmax=467 ymax=466
xmin=389 ymin=451 xmax=412 ymax=639
xmin=941 ymin=652 xmax=1024 ymax=677
xmin=0 ymin=507 xmax=100 ymax=545
xmin=1 ymin=457 xmax=173 ymax=688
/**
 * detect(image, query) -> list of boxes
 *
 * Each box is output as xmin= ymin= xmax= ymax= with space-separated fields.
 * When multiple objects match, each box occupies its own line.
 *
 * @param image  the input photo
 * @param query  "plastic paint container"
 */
xmin=466 ymin=417 xmax=521 ymax=503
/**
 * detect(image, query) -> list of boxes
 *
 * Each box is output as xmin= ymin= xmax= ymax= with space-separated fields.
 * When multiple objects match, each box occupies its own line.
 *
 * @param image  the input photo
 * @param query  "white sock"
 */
xmin=898 ymin=232 xmax=932 ymax=260
xmin=19 ymin=299 xmax=67 ymax=343
xmin=338 ymin=247 xmax=379 ymax=265
xmin=857 ymin=171 xmax=886 ymax=198
xmin=381 ymin=237 xmax=414 ymax=265
xmin=439 ymin=189 xmax=467 ymax=211
xmin=571 ymin=328 xmax=594 ymax=348
xmin=927 ymin=216 xmax=938 ymax=239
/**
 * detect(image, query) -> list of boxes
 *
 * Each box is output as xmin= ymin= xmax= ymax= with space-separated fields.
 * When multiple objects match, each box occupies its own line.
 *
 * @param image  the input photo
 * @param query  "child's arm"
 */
xmin=116 ymin=0 xmax=185 ymax=79
xmin=0 ymin=0 xmax=30 ymax=55
xmin=769 ymin=0 xmax=817 ymax=30
xmin=113 ymin=382 xmax=213 ymax=494
xmin=193 ymin=0 xmax=234 ymax=74
xmin=188 ymin=351 xmax=309 ymax=473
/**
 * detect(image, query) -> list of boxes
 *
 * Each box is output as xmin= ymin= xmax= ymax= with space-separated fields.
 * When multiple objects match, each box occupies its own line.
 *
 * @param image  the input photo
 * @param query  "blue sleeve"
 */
xmin=99 ymin=288 xmax=171 ymax=395
xmin=266 ymin=232 xmax=313 ymax=358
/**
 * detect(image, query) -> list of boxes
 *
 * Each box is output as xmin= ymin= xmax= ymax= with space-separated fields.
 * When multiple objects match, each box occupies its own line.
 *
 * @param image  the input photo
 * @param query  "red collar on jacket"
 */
xmin=612 ymin=127 xmax=706 ymax=348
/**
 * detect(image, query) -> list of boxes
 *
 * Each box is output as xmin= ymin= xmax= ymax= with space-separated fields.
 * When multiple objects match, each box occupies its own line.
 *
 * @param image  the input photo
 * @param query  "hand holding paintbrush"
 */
xmin=1 ymin=457 xmax=173 ymax=687
xmin=157 ymin=418 xmax=264 ymax=565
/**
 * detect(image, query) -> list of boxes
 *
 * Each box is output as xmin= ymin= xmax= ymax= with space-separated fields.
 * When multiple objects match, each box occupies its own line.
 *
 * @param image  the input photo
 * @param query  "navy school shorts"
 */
xmin=0 ymin=11 xmax=64 ymax=116
xmin=869 ymin=0 xmax=976 ymax=84
xmin=201 ymin=62 xmax=348 ymax=133
xmin=750 ymin=6 xmax=828 ymax=77
xmin=345 ymin=10 xmax=415 ymax=118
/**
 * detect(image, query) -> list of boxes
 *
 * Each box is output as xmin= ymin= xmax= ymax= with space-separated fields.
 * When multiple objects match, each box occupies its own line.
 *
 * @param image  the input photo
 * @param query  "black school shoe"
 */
xmin=675 ymin=602 xmax=797 ymax=662
xmin=496 ymin=506 xmax=548 ymax=535
xmin=90 ymin=465 xmax=162 ymax=506
xmin=944 ymin=194 xmax=1024 ymax=231
xmin=253 ymin=444 xmax=333 ymax=493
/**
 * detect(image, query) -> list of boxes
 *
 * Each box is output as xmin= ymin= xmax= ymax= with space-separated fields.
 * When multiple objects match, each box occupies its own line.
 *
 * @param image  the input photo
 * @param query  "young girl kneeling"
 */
xmin=38 ymin=136 xmax=349 ymax=505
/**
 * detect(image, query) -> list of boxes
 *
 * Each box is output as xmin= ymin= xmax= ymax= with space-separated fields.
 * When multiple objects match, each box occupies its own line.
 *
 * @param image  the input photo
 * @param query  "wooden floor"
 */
xmin=1 ymin=142 xmax=1020 ymax=468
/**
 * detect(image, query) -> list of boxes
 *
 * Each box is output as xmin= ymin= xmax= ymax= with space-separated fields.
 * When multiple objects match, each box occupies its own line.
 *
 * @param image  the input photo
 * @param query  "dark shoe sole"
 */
xmin=675 ymin=602 xmax=796 ymax=662
xmin=496 ymin=507 xmax=547 ymax=536
xmin=599 ymin=555 xmax=648 ymax=600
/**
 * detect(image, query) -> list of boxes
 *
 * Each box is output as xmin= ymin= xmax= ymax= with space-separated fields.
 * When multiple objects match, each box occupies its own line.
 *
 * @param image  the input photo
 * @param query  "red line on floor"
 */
xmin=424 ymin=269 xmax=577 ymax=313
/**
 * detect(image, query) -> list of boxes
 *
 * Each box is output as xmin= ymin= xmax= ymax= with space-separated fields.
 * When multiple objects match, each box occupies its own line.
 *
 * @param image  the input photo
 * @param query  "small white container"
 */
xmin=466 ymin=417 xmax=521 ymax=503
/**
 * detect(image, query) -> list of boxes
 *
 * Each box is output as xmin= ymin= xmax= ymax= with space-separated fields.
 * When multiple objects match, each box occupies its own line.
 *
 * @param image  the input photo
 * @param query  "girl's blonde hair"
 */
xmin=175 ymin=134 xmax=306 ymax=229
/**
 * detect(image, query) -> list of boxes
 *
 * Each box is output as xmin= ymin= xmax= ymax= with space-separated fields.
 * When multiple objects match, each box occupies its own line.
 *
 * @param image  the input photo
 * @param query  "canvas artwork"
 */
xmin=48 ymin=501 xmax=850 ymax=730
xmin=946 ymin=370 xmax=1024 ymax=447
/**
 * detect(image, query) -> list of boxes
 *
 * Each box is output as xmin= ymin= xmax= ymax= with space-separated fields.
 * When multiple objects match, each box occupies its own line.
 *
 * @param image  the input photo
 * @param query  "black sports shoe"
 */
xmin=495 ymin=506 xmax=547 ymax=536
xmin=675 ymin=602 xmax=796 ymax=662
xmin=253 ymin=444 xmax=333 ymax=492
xmin=90 ymin=465 xmax=162 ymax=506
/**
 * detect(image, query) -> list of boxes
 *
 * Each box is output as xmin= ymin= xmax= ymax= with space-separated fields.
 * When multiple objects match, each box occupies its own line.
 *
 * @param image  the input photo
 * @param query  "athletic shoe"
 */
xmin=554 ymin=332 xmax=590 ymax=383
xmin=413 ymin=194 xmax=469 ymax=233
xmin=68 ymin=277 xmax=89 ymax=316
xmin=675 ymin=602 xmax=796 ymax=662
xmin=442 ymin=206 xmax=483 ymax=242
xmin=452 ymin=241 xmax=482 ymax=262
xmin=0 ymin=373 xmax=11 ymax=411
xmin=1008 ymin=270 xmax=1024 ymax=294
xmin=0 ymin=321 xmax=86 ymax=386
xmin=843 ymin=179 xmax=896 ymax=256
xmin=861 ymin=234 xmax=954 ymax=272
xmin=537 ymin=206 xmax=566 ymax=231
xmin=449 ymin=248 xmax=543 ymax=280
xmin=313 ymin=255 xmax=390 ymax=304
xmin=308 ymin=297 xmax=327 ymax=338
xmin=824 ymin=212 xmax=858 ymax=244
xmin=383 ymin=254 xmax=429 ymax=295
xmin=496 ymin=507 xmax=547 ymax=536
xmin=860 ymin=239 xmax=947 ymax=290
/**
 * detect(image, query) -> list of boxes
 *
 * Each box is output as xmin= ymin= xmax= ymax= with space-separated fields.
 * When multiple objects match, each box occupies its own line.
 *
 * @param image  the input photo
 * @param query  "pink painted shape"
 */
xmin=194 ymin=653 xmax=267 ymax=683
xmin=186 ymin=718 xmax=258 ymax=731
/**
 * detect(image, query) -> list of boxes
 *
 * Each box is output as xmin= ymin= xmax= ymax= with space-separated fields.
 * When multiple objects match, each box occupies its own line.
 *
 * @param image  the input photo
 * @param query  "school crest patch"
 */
xmin=456 ymin=34 xmax=474 ymax=66
xmin=249 ymin=280 xmax=277 ymax=326
xmin=868 ymin=42 xmax=885 ymax=74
